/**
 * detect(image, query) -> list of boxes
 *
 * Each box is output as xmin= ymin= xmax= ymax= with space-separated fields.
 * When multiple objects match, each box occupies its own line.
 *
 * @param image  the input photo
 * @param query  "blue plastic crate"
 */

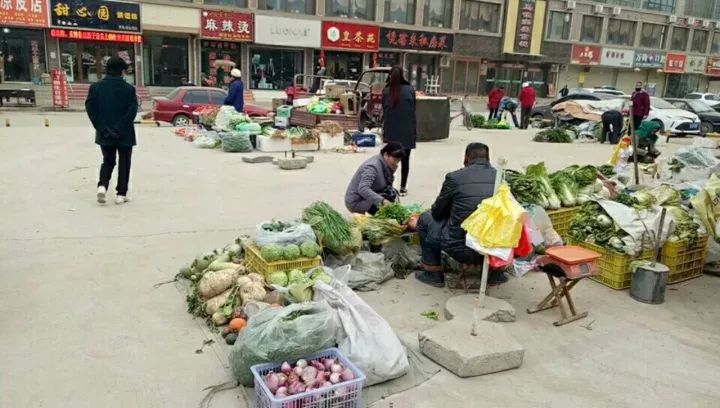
xmin=251 ymin=348 xmax=366 ymax=408
xmin=352 ymin=132 xmax=376 ymax=147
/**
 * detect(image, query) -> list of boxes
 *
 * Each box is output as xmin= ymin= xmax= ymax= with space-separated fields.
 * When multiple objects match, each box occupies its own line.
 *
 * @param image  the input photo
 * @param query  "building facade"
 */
xmin=0 ymin=0 xmax=719 ymax=97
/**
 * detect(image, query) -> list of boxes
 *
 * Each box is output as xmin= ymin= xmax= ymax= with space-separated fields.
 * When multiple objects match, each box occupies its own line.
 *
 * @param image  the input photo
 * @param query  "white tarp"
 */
xmin=553 ymin=99 xmax=625 ymax=122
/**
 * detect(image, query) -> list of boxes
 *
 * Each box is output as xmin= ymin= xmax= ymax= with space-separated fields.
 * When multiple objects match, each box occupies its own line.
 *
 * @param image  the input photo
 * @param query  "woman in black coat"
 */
xmin=382 ymin=66 xmax=416 ymax=196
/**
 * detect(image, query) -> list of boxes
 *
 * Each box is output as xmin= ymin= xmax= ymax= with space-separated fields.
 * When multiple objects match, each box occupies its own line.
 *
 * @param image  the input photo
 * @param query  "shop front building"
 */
xmin=49 ymin=0 xmax=142 ymax=84
xmin=0 ymin=0 xmax=48 ymax=83
xmin=251 ymin=15 xmax=319 ymax=90
xmin=705 ymin=57 xmax=720 ymax=94
xmin=665 ymin=55 xmax=708 ymax=98
xmin=378 ymin=27 xmax=453 ymax=92
xmin=318 ymin=21 xmax=379 ymax=81
xmin=441 ymin=34 xmax=502 ymax=96
xmin=567 ymin=47 xmax=636 ymax=93
xmin=199 ymin=10 xmax=253 ymax=89
xmin=632 ymin=51 xmax=667 ymax=96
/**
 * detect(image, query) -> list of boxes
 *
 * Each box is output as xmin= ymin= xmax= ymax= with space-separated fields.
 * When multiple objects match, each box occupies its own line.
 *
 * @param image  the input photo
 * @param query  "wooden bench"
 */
xmin=0 ymin=89 xmax=36 ymax=107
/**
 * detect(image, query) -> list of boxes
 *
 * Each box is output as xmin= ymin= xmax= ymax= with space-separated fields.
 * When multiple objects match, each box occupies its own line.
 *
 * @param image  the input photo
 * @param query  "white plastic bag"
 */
xmin=214 ymin=105 xmax=237 ymax=130
xmin=313 ymin=280 xmax=409 ymax=386
xmin=324 ymin=252 xmax=393 ymax=291
xmin=465 ymin=234 xmax=513 ymax=260
xmin=255 ymin=220 xmax=317 ymax=247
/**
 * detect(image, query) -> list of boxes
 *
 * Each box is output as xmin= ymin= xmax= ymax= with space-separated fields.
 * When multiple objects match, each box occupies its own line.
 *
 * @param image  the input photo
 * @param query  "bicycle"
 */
xmin=450 ymin=95 xmax=473 ymax=131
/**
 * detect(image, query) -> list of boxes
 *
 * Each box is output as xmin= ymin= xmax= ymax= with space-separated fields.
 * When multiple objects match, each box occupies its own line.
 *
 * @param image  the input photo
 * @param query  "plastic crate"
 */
xmin=290 ymin=110 xmax=319 ymax=127
xmin=352 ymin=132 xmax=376 ymax=147
xmin=572 ymin=241 xmax=654 ymax=290
xmin=290 ymin=138 xmax=319 ymax=151
xmin=252 ymin=347 xmax=366 ymax=408
xmin=661 ymin=235 xmax=708 ymax=284
xmin=547 ymin=207 xmax=578 ymax=240
xmin=257 ymin=135 xmax=292 ymax=152
xmin=244 ymin=242 xmax=322 ymax=278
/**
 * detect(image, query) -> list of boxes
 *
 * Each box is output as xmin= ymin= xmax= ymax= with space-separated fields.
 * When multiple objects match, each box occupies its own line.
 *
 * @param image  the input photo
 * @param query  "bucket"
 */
xmin=630 ymin=263 xmax=669 ymax=304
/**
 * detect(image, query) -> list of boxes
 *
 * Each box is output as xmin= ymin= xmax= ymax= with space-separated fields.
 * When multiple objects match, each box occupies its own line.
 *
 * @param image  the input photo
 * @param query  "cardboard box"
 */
xmin=272 ymin=98 xmax=286 ymax=111
xmin=275 ymin=116 xmax=289 ymax=128
xmin=325 ymin=84 xmax=347 ymax=99
xmin=276 ymin=105 xmax=293 ymax=118
xmin=339 ymin=93 xmax=358 ymax=115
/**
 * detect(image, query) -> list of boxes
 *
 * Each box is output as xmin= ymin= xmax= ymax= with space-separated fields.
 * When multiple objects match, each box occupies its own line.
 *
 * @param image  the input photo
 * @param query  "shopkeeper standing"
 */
xmin=224 ymin=69 xmax=244 ymax=112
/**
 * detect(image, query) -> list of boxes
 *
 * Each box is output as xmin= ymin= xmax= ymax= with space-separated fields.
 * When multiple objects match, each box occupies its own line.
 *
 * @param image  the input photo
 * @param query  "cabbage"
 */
xmin=526 ymin=162 xmax=561 ymax=209
xmin=571 ymin=165 xmax=598 ymax=187
xmin=299 ymin=240 xmax=321 ymax=258
xmin=287 ymin=269 xmax=308 ymax=285
xmin=246 ymin=122 xmax=262 ymax=135
xmin=550 ymin=171 xmax=577 ymax=207
xmin=282 ymin=244 xmax=301 ymax=260
xmin=310 ymin=268 xmax=333 ymax=284
xmin=260 ymin=244 xmax=283 ymax=262
xmin=267 ymin=271 xmax=288 ymax=287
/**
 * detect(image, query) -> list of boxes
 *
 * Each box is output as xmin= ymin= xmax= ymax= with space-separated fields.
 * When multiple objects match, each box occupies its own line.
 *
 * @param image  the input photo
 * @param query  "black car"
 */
xmin=530 ymin=93 xmax=615 ymax=125
xmin=664 ymin=98 xmax=720 ymax=135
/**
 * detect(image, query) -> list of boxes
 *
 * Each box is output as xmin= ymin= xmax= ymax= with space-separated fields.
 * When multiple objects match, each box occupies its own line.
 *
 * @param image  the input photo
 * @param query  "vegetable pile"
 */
xmin=374 ymin=203 xmax=411 ymax=224
xmin=533 ymin=128 xmax=573 ymax=143
xmin=262 ymin=357 xmax=356 ymax=398
xmin=222 ymin=132 xmax=254 ymax=152
xmin=568 ymin=202 xmax=631 ymax=253
xmin=303 ymin=202 xmax=360 ymax=256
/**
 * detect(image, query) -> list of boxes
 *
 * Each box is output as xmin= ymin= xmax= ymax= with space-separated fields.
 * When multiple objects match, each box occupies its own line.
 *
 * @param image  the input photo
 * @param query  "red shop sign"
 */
xmin=51 ymin=69 xmax=69 ymax=109
xmin=707 ymin=58 xmax=720 ymax=77
xmin=50 ymin=29 xmax=142 ymax=43
xmin=665 ymin=53 xmax=687 ymax=74
xmin=201 ymin=10 xmax=253 ymax=42
xmin=0 ymin=0 xmax=47 ymax=27
xmin=321 ymin=21 xmax=379 ymax=52
xmin=571 ymin=45 xmax=601 ymax=65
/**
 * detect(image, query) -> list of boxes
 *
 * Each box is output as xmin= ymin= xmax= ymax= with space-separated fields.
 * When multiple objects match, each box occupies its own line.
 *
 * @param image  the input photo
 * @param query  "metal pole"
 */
xmin=629 ymin=102 xmax=640 ymax=186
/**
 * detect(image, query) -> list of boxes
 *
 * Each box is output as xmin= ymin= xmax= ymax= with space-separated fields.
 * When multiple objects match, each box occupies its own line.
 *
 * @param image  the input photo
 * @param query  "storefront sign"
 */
xmin=321 ymin=21 xmax=379 ymax=52
xmin=50 ymin=0 xmax=140 ymax=33
xmin=600 ymin=47 xmax=634 ymax=68
xmin=50 ymin=28 xmax=142 ymax=43
xmin=634 ymin=51 xmax=666 ymax=68
xmin=707 ymin=58 xmax=720 ymax=77
xmin=379 ymin=28 xmax=453 ymax=52
xmin=687 ymin=55 xmax=707 ymax=74
xmin=255 ymin=15 xmax=320 ymax=48
xmin=515 ymin=0 xmax=536 ymax=53
xmin=664 ymin=53 xmax=687 ymax=73
xmin=201 ymin=10 xmax=253 ymax=42
xmin=51 ymin=69 xmax=69 ymax=108
xmin=0 ymin=0 xmax=47 ymax=27
xmin=30 ymin=40 xmax=41 ymax=74
xmin=570 ymin=45 xmax=601 ymax=65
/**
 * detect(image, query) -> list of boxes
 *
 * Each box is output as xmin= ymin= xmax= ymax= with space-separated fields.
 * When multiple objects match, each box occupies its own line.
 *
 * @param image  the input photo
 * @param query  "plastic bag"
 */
xmin=214 ymin=105 xmax=237 ymax=130
xmin=255 ymin=221 xmax=317 ymax=248
xmin=229 ymin=302 xmax=337 ymax=386
xmin=222 ymin=131 xmax=253 ymax=152
xmin=461 ymin=183 xmax=527 ymax=248
xmin=691 ymin=174 xmax=720 ymax=242
xmin=324 ymin=251 xmax=392 ymax=291
xmin=193 ymin=134 xmax=220 ymax=149
xmin=314 ymin=280 xmax=409 ymax=386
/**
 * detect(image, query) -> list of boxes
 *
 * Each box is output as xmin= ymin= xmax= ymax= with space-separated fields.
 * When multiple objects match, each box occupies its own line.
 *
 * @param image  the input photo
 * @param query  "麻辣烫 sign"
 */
xmin=201 ymin=10 xmax=253 ymax=42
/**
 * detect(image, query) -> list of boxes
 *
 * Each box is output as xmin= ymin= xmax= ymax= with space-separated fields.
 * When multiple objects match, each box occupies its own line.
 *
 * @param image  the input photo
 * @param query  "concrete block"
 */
xmin=418 ymin=320 xmax=524 ymax=377
xmin=444 ymin=295 xmax=516 ymax=323
xmin=278 ymin=157 xmax=307 ymax=170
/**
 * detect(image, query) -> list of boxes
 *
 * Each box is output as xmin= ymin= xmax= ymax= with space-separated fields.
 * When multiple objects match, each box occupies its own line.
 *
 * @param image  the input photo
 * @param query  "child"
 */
xmin=609 ymin=135 xmax=633 ymax=173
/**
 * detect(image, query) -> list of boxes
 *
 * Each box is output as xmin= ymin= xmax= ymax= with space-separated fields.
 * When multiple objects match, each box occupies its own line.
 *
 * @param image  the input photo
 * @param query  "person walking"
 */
xmin=519 ymin=82 xmax=536 ymax=129
xmin=85 ymin=56 xmax=138 ymax=205
xmin=630 ymin=81 xmax=650 ymax=133
xmin=224 ymin=68 xmax=244 ymax=112
xmin=559 ymin=84 xmax=569 ymax=97
xmin=382 ymin=65 xmax=416 ymax=197
xmin=487 ymin=85 xmax=504 ymax=120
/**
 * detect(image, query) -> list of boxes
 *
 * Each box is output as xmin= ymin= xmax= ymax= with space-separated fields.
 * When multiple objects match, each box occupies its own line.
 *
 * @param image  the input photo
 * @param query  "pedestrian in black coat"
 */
xmin=382 ymin=66 xmax=416 ymax=196
xmin=85 ymin=56 xmax=138 ymax=205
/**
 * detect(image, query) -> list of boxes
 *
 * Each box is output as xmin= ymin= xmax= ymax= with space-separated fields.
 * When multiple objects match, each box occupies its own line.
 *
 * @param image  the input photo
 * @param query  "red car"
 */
xmin=152 ymin=86 xmax=270 ymax=126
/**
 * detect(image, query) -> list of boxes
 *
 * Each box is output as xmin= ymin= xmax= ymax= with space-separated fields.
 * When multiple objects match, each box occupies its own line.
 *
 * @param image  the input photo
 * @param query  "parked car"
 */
xmin=152 ymin=86 xmax=270 ymax=126
xmin=591 ymin=88 xmax=626 ymax=97
xmin=685 ymin=92 xmax=720 ymax=108
xmin=665 ymin=98 xmax=720 ymax=134
xmin=531 ymin=92 xmax=614 ymax=124
xmin=621 ymin=96 xmax=701 ymax=135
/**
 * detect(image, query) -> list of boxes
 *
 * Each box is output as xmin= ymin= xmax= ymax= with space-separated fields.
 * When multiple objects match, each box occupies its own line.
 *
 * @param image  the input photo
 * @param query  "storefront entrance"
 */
xmin=59 ymin=41 xmax=135 ymax=84
xmin=315 ymin=51 xmax=364 ymax=81
xmin=485 ymin=64 xmax=548 ymax=97
xmin=441 ymin=59 xmax=482 ymax=95
xmin=376 ymin=52 xmax=401 ymax=68
xmin=201 ymin=41 xmax=241 ymax=89
xmin=143 ymin=35 xmax=189 ymax=87
xmin=665 ymin=74 xmax=703 ymax=98
xmin=0 ymin=28 xmax=46 ymax=83
xmin=250 ymin=47 xmax=304 ymax=90
xmin=406 ymin=54 xmax=438 ymax=93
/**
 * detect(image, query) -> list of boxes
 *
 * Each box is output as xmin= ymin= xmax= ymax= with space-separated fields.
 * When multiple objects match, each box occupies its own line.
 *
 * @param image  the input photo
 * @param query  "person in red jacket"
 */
xmin=487 ymin=86 xmax=505 ymax=120
xmin=519 ymin=82 xmax=536 ymax=129
xmin=630 ymin=81 xmax=650 ymax=134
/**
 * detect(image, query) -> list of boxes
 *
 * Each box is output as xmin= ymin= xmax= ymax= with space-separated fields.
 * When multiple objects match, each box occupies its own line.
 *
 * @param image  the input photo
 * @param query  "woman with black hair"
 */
xmin=382 ymin=66 xmax=416 ymax=196
xmin=345 ymin=142 xmax=405 ymax=215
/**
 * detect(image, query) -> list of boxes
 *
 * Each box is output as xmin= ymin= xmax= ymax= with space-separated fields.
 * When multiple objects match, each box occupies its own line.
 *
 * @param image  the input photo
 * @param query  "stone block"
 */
xmin=278 ymin=157 xmax=308 ymax=170
xmin=444 ymin=295 xmax=516 ymax=323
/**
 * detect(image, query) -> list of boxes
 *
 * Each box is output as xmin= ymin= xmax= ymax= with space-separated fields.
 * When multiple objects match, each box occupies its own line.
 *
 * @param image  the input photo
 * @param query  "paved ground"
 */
xmin=1 ymin=112 xmax=719 ymax=408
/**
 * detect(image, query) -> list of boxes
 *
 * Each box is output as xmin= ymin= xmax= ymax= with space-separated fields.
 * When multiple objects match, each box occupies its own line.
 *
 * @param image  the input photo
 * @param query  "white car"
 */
xmin=622 ymin=96 xmax=701 ymax=135
xmin=685 ymin=92 xmax=720 ymax=108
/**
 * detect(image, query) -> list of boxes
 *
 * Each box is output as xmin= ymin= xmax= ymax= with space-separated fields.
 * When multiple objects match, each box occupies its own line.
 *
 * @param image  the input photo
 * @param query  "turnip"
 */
xmin=339 ymin=368 xmax=355 ymax=381
xmin=293 ymin=366 xmax=304 ymax=377
xmin=275 ymin=386 xmax=288 ymax=398
xmin=322 ymin=358 xmax=335 ymax=370
xmin=330 ymin=363 xmax=342 ymax=373
xmin=265 ymin=373 xmax=280 ymax=394
xmin=296 ymin=359 xmax=308 ymax=368
xmin=301 ymin=366 xmax=318 ymax=384
xmin=288 ymin=381 xmax=306 ymax=395
xmin=277 ymin=373 xmax=287 ymax=386
xmin=329 ymin=372 xmax=341 ymax=384
xmin=281 ymin=361 xmax=292 ymax=375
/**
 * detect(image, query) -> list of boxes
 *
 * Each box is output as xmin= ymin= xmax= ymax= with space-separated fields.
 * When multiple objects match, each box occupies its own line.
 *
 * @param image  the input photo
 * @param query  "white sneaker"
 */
xmin=115 ymin=195 xmax=131 ymax=205
xmin=97 ymin=186 xmax=107 ymax=204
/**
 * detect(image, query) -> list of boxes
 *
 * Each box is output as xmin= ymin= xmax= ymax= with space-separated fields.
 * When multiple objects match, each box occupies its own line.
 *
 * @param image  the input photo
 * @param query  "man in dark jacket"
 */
xmin=224 ymin=68 xmax=244 ymax=112
xmin=85 ymin=56 xmax=138 ymax=205
xmin=415 ymin=143 xmax=506 ymax=288
xmin=631 ymin=81 xmax=650 ymax=133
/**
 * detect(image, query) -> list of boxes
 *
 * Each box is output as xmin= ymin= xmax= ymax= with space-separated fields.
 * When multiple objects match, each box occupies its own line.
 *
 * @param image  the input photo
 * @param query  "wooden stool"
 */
xmin=456 ymin=263 xmax=481 ymax=293
xmin=527 ymin=265 xmax=587 ymax=326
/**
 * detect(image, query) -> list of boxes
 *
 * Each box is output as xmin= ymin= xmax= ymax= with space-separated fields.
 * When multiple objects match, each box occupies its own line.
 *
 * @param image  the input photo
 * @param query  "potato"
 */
xmin=204 ymin=289 xmax=232 ymax=316
xmin=198 ymin=269 xmax=239 ymax=299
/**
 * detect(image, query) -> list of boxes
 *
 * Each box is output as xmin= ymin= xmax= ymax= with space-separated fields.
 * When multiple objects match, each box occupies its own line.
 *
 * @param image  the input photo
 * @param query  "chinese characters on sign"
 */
xmin=50 ymin=0 xmax=140 ymax=33
xmin=600 ymin=47 xmax=635 ymax=68
xmin=515 ymin=0 xmax=535 ymax=53
xmin=201 ymin=10 xmax=253 ymax=42
xmin=321 ymin=21 xmax=379 ymax=51
xmin=687 ymin=56 xmax=707 ymax=74
xmin=634 ymin=51 xmax=666 ymax=68
xmin=571 ymin=45 xmax=601 ymax=65
xmin=51 ymin=69 xmax=68 ymax=108
xmin=0 ymin=0 xmax=47 ymax=27
xmin=664 ymin=53 xmax=687 ymax=73
xmin=379 ymin=28 xmax=454 ymax=52
xmin=50 ymin=28 xmax=142 ymax=43
xmin=707 ymin=58 xmax=720 ymax=77
xmin=30 ymin=40 xmax=41 ymax=75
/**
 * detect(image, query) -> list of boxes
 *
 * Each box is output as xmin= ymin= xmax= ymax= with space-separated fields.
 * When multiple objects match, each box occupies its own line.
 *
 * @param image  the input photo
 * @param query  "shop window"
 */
xmin=384 ymin=0 xmax=416 ymax=24
xmin=639 ymin=23 xmax=666 ymax=49
xmin=203 ymin=0 xmax=248 ymax=6
xmin=325 ymin=0 xmax=375 ymax=20
xmin=201 ymin=41 xmax=241 ymax=88
xmin=315 ymin=51 xmax=363 ymax=81
xmin=670 ymin=27 xmax=689 ymax=51
xmin=580 ymin=15 xmax=602 ymax=43
xmin=407 ymin=53 xmax=438 ymax=92
xmin=712 ymin=32 xmax=720 ymax=53
xmin=545 ymin=11 xmax=571 ymax=41
xmin=459 ymin=1 xmax=499 ymax=33
xmin=440 ymin=63 xmax=453 ymax=93
xmin=250 ymin=48 xmax=304 ymax=90
xmin=644 ymin=0 xmax=675 ymax=13
xmin=377 ymin=52 xmax=401 ymax=68
xmin=423 ymin=0 xmax=452 ymax=28
xmin=691 ymin=29 xmax=709 ymax=53
xmin=607 ymin=19 xmax=636 ymax=46
xmin=683 ymin=0 xmax=714 ymax=19
xmin=0 ymin=28 xmax=46 ymax=83
xmin=143 ymin=36 xmax=189 ymax=87
xmin=258 ymin=0 xmax=315 ymax=14
xmin=59 ymin=41 xmax=134 ymax=84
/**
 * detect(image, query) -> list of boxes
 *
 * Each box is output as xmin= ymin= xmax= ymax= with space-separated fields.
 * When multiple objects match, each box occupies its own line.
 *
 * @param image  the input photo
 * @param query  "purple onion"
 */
xmin=329 ymin=372 xmax=341 ymax=384
xmin=288 ymin=381 xmax=306 ymax=395
xmin=280 ymin=361 xmax=291 ymax=375
xmin=330 ymin=363 xmax=342 ymax=373
xmin=275 ymin=386 xmax=288 ymax=398
xmin=295 ymin=359 xmax=308 ymax=368
xmin=322 ymin=358 xmax=335 ymax=370
xmin=301 ymin=366 xmax=318 ymax=384
xmin=265 ymin=373 xmax=280 ymax=393
xmin=293 ymin=366 xmax=304 ymax=377
xmin=276 ymin=373 xmax=287 ymax=386
xmin=340 ymin=368 xmax=355 ymax=381
xmin=316 ymin=370 xmax=327 ymax=382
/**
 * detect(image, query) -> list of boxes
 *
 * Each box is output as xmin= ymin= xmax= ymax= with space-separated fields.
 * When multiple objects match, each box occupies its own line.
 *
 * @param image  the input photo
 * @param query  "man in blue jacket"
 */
xmin=85 ymin=56 xmax=138 ymax=205
xmin=224 ymin=68 xmax=244 ymax=112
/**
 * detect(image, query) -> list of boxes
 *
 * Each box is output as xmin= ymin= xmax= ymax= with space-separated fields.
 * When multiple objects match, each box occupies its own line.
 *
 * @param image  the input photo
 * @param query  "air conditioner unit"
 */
xmin=702 ymin=20 xmax=711 ymax=28
xmin=611 ymin=6 xmax=622 ymax=16
xmin=594 ymin=4 xmax=604 ymax=14
xmin=688 ymin=18 xmax=697 ymax=26
xmin=440 ymin=55 xmax=450 ymax=68
xmin=566 ymin=0 xmax=576 ymax=10
xmin=668 ymin=15 xmax=678 ymax=24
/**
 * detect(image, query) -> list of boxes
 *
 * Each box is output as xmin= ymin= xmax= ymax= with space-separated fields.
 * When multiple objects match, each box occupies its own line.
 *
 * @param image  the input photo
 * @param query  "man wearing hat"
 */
xmin=519 ymin=81 xmax=536 ymax=129
xmin=224 ymin=68 xmax=245 ymax=113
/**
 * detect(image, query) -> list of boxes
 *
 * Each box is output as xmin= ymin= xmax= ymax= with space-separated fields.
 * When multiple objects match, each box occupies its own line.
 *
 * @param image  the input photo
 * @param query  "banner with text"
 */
xmin=201 ymin=10 xmax=253 ymax=42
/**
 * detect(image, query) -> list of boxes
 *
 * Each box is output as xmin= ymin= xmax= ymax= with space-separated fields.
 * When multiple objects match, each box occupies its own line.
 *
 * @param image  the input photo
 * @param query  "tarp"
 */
xmin=553 ymin=99 xmax=624 ymax=122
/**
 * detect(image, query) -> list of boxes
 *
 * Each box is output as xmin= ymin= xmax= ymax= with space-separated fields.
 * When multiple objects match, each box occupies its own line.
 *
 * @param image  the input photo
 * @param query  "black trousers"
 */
xmin=520 ymin=106 xmax=532 ymax=129
xmin=632 ymin=116 xmax=644 ymax=134
xmin=98 ymin=146 xmax=132 ymax=195
xmin=401 ymin=148 xmax=411 ymax=189
xmin=488 ymin=109 xmax=498 ymax=120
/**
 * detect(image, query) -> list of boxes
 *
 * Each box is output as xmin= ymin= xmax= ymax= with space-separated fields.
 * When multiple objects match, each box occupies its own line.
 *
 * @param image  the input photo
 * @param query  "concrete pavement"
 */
xmin=1 ymin=112 xmax=719 ymax=407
